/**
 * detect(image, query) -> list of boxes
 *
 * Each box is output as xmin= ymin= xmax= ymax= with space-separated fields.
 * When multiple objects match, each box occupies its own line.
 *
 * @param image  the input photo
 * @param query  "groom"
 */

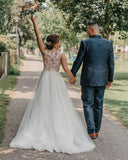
xmin=71 ymin=22 xmax=114 ymax=139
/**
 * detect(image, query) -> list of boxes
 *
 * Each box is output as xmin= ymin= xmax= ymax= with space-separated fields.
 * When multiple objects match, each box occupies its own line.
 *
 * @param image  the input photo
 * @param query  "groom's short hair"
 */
xmin=88 ymin=22 xmax=100 ymax=32
xmin=88 ymin=21 xmax=100 ymax=27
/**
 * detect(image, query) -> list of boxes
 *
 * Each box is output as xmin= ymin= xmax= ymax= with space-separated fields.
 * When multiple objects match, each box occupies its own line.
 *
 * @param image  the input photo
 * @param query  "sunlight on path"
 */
xmin=0 ymin=54 xmax=128 ymax=160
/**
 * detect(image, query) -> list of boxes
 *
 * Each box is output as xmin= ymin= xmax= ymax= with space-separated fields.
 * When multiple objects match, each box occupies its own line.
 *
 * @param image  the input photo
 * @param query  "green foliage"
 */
xmin=0 ymin=95 xmax=8 ymax=143
xmin=0 ymin=35 xmax=16 ymax=51
xmin=23 ymin=5 xmax=78 ymax=51
xmin=20 ymin=54 xmax=25 ymax=60
xmin=14 ymin=1 xmax=47 ymax=46
xmin=24 ymin=40 xmax=37 ymax=50
xmin=0 ymin=0 xmax=14 ymax=34
xmin=38 ymin=0 xmax=45 ymax=2
xmin=110 ymin=31 xmax=128 ymax=47
xmin=0 ymin=0 xmax=37 ymax=46
xmin=0 ymin=58 xmax=21 ymax=143
xmin=104 ymin=58 xmax=128 ymax=127
xmin=0 ymin=42 xmax=8 ymax=53
xmin=31 ymin=4 xmax=86 ymax=50
xmin=0 ymin=74 xmax=18 ymax=143
xmin=50 ymin=0 xmax=128 ymax=39
xmin=18 ymin=17 xmax=35 ymax=46
xmin=8 ymin=60 xmax=21 ymax=75
xmin=8 ymin=66 xmax=20 ymax=75
xmin=35 ymin=7 xmax=69 ymax=42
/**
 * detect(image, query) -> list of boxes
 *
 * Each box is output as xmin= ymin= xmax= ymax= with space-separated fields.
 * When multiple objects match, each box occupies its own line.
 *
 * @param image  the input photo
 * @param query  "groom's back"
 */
xmin=81 ymin=35 xmax=114 ymax=86
xmin=84 ymin=36 xmax=110 ymax=66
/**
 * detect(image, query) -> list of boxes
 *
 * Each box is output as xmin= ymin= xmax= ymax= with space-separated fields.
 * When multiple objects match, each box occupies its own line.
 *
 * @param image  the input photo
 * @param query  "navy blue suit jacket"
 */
xmin=71 ymin=35 xmax=114 ymax=86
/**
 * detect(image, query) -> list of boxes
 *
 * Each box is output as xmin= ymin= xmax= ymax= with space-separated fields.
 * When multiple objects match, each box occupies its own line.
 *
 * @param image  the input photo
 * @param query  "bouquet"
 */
xmin=20 ymin=0 xmax=42 ymax=17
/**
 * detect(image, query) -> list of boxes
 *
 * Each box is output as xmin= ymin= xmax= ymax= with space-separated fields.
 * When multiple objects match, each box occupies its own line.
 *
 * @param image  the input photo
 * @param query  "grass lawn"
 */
xmin=104 ymin=58 xmax=128 ymax=127
xmin=60 ymin=54 xmax=128 ymax=127
xmin=0 ymin=60 xmax=22 ymax=144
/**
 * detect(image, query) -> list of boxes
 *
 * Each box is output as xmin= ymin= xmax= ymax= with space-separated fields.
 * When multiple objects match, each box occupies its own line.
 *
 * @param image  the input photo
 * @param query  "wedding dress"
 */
xmin=9 ymin=49 xmax=95 ymax=153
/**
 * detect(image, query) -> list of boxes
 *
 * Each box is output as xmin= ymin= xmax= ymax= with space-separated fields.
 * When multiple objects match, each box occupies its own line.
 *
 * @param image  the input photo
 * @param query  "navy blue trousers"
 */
xmin=81 ymin=86 xmax=105 ymax=134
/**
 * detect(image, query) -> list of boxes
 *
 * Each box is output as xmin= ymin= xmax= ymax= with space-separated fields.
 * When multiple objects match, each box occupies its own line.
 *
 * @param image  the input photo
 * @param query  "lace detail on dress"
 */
xmin=43 ymin=49 xmax=62 ymax=71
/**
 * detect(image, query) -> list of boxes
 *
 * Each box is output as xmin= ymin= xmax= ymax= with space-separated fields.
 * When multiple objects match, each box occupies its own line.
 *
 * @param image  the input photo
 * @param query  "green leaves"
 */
xmin=50 ymin=0 xmax=128 ymax=39
xmin=0 ymin=0 xmax=13 ymax=34
xmin=0 ymin=42 xmax=8 ymax=53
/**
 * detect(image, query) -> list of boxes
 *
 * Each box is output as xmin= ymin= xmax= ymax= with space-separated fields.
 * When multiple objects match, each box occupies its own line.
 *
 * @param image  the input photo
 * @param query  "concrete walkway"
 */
xmin=0 ymin=54 xmax=128 ymax=160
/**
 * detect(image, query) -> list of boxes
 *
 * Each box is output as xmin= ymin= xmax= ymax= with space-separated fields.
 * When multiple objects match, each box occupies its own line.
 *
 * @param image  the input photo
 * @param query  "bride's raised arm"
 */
xmin=31 ymin=16 xmax=45 ymax=55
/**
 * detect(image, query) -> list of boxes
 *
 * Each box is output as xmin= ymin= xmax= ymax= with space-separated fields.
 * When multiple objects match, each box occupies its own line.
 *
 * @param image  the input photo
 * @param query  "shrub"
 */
xmin=0 ymin=42 xmax=8 ymax=55
xmin=8 ymin=60 xmax=21 ymax=75
xmin=8 ymin=66 xmax=20 ymax=75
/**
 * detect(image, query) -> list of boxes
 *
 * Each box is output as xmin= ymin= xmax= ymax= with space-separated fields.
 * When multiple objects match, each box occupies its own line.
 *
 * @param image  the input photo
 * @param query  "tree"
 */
xmin=32 ymin=5 xmax=79 ymax=56
xmin=10 ymin=0 xmax=50 ymax=46
xmin=0 ymin=0 xmax=14 ymax=34
xmin=6 ymin=1 xmax=38 ymax=46
xmin=50 ymin=0 xmax=128 ymax=39
xmin=37 ymin=4 xmax=89 ymax=56
xmin=18 ymin=17 xmax=36 ymax=46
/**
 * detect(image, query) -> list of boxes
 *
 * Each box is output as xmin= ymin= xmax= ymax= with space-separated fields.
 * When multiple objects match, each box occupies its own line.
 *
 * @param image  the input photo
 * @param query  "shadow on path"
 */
xmin=0 ymin=54 xmax=128 ymax=160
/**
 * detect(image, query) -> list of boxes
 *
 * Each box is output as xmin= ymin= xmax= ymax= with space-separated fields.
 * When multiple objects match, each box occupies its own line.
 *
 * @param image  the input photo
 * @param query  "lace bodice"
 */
xmin=43 ymin=49 xmax=62 ymax=71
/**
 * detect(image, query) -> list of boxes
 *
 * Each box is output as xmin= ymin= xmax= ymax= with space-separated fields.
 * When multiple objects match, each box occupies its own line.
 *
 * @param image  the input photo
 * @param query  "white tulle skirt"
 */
xmin=9 ymin=70 xmax=95 ymax=154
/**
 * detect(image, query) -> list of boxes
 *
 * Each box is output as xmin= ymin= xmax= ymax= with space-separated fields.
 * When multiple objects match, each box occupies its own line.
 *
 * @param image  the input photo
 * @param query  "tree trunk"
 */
xmin=68 ymin=48 xmax=71 ymax=59
xmin=103 ymin=0 xmax=111 ymax=40
xmin=103 ymin=28 xmax=109 ymax=39
xmin=66 ymin=43 xmax=71 ymax=59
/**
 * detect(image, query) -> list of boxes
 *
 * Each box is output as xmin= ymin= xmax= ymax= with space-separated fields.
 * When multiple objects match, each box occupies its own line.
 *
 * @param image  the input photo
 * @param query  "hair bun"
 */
xmin=46 ymin=42 xmax=54 ymax=50
xmin=46 ymin=34 xmax=60 ymax=50
xmin=46 ymin=42 xmax=53 ymax=45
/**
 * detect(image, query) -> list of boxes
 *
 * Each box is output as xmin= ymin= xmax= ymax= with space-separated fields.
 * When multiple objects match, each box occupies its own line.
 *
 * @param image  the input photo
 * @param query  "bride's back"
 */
xmin=43 ymin=49 xmax=61 ymax=72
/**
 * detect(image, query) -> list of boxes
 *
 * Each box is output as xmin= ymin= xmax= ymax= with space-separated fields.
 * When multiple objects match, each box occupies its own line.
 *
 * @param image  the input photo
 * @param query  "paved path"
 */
xmin=0 ymin=54 xmax=128 ymax=160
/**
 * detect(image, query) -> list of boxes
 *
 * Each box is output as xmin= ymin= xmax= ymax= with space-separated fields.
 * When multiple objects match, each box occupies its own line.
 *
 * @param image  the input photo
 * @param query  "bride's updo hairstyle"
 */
xmin=46 ymin=34 xmax=60 ymax=50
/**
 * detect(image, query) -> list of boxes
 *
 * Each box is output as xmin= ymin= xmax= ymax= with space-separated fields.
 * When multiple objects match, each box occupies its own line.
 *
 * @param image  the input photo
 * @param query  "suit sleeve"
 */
xmin=108 ymin=42 xmax=114 ymax=82
xmin=71 ymin=41 xmax=86 ymax=77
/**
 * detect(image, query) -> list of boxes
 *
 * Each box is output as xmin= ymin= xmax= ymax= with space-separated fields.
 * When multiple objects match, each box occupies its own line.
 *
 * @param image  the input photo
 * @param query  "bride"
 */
xmin=9 ymin=16 xmax=95 ymax=154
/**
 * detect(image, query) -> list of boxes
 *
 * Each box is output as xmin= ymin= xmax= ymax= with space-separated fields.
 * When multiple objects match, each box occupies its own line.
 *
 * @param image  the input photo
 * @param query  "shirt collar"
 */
xmin=91 ymin=35 xmax=101 ymax=38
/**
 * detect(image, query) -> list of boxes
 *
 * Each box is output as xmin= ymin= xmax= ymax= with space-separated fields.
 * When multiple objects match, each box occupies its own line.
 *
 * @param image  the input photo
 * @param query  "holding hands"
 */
xmin=69 ymin=77 xmax=76 ymax=84
xmin=30 ymin=7 xmax=76 ymax=86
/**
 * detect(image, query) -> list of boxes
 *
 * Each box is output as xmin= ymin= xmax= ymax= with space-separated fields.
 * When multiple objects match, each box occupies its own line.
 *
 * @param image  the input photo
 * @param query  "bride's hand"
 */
xmin=69 ymin=77 xmax=76 ymax=84
xmin=31 ymin=15 xmax=36 ymax=22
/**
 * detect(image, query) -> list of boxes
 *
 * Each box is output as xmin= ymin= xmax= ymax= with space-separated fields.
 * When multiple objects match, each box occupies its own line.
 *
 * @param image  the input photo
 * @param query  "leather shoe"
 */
xmin=95 ymin=133 xmax=98 ymax=138
xmin=89 ymin=133 xmax=97 ymax=139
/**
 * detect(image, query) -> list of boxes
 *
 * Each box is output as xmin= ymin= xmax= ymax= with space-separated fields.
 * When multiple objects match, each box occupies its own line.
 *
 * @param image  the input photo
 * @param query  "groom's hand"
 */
xmin=106 ymin=81 xmax=112 ymax=88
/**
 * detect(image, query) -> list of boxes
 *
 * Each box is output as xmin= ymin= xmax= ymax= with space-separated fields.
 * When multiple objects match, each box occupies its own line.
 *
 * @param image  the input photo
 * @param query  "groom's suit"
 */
xmin=71 ymin=35 xmax=114 ymax=134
